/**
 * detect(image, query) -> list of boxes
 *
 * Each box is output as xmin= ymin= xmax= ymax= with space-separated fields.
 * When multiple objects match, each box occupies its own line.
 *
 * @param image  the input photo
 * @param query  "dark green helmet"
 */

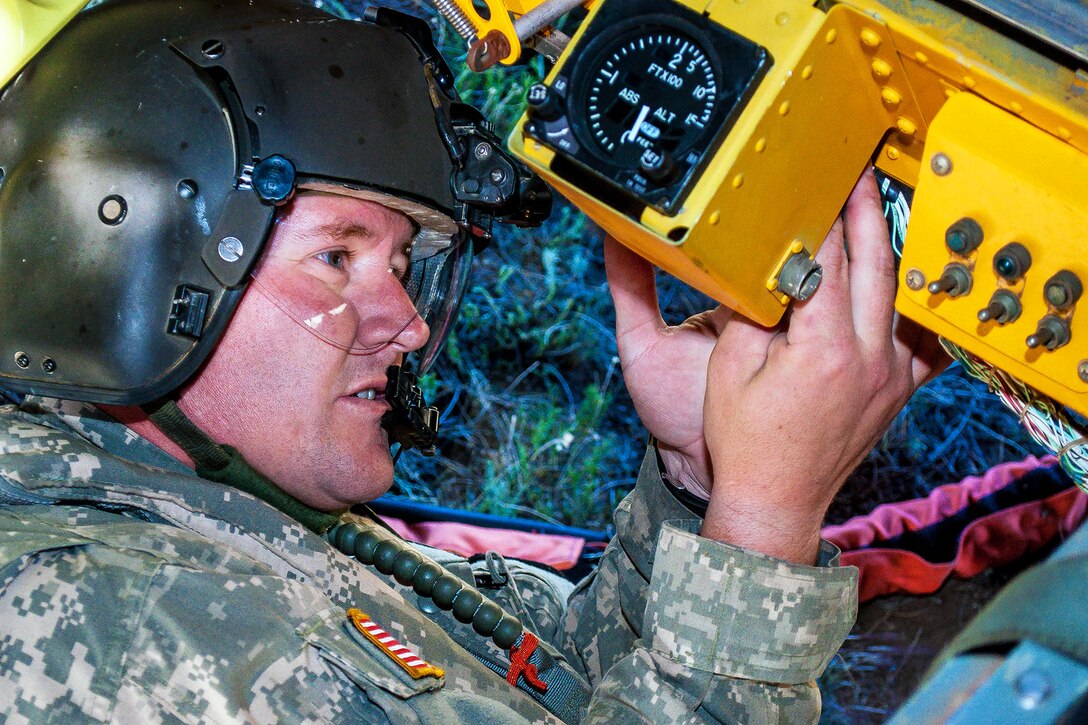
xmin=0 ymin=0 xmax=550 ymax=404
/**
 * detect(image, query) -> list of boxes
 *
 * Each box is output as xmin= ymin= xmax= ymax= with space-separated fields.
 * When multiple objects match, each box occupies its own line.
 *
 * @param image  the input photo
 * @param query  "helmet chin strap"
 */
xmin=145 ymin=399 xmax=342 ymax=533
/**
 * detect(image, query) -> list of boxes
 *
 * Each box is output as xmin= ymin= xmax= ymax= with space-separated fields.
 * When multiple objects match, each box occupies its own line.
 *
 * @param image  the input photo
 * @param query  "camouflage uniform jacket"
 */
xmin=0 ymin=397 xmax=858 ymax=723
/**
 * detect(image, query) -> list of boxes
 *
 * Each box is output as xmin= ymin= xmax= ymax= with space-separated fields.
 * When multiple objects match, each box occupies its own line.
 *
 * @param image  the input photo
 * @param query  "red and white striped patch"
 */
xmin=346 ymin=608 xmax=445 ymax=679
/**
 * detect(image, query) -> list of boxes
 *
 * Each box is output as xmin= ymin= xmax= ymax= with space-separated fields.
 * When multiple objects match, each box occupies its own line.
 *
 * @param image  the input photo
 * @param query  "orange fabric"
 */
xmin=381 ymin=516 xmax=586 ymax=570
xmin=823 ymin=455 xmax=1059 ymax=547
xmin=821 ymin=456 xmax=1088 ymax=602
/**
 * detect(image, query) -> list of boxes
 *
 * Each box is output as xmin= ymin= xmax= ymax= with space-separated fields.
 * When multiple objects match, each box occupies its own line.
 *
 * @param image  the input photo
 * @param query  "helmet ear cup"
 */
xmin=0 ymin=1 xmax=248 ymax=403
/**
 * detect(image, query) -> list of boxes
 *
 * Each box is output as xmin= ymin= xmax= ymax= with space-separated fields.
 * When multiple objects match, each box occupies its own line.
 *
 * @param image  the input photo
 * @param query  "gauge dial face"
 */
xmin=582 ymin=31 xmax=719 ymax=170
xmin=523 ymin=1 xmax=770 ymax=215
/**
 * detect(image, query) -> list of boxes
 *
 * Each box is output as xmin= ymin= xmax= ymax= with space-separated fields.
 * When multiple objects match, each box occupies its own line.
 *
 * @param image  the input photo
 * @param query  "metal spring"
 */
xmin=428 ymin=0 xmax=478 ymax=41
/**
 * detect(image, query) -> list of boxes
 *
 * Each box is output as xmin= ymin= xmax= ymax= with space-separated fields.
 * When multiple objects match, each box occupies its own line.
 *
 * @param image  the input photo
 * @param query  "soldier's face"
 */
xmin=177 ymin=192 xmax=429 ymax=510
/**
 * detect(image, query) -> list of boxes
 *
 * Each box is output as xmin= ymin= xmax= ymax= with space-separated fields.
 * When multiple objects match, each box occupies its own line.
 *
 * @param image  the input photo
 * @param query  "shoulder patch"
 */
xmin=346 ymin=608 xmax=445 ymax=680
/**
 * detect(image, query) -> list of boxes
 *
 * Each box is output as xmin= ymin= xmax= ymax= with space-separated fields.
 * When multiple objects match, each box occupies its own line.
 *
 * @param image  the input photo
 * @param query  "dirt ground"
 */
xmin=819 ymin=547 xmax=1055 ymax=723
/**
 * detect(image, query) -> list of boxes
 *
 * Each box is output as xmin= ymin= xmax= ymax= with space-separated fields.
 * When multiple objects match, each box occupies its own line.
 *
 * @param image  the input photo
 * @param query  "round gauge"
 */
xmin=574 ymin=24 xmax=720 ymax=172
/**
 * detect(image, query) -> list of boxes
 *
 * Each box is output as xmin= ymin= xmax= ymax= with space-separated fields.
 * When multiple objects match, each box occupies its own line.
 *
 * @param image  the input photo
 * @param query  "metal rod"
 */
xmin=513 ymin=0 xmax=584 ymax=41
xmin=369 ymin=494 xmax=611 ymax=542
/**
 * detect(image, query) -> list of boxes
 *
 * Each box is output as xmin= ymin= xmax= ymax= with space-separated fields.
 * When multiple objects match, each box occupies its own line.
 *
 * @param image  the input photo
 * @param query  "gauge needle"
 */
xmin=623 ymin=105 xmax=650 ymax=144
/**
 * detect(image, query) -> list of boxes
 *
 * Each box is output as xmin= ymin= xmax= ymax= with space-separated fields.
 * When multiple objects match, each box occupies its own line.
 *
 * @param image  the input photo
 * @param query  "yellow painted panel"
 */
xmin=847 ymin=0 xmax=1088 ymax=156
xmin=451 ymin=0 xmax=521 ymax=64
xmin=896 ymin=93 xmax=1088 ymax=416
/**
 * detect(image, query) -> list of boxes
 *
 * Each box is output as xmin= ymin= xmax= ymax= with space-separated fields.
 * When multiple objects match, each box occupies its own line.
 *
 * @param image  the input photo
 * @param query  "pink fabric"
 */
xmin=379 ymin=456 xmax=1087 ymax=595
xmin=381 ymin=517 xmax=586 ymax=571
xmin=823 ymin=455 xmax=1058 ymax=546
xmin=821 ymin=456 xmax=1088 ymax=602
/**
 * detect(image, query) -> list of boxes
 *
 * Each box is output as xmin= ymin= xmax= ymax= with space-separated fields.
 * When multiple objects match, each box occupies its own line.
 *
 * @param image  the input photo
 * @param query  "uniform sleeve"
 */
xmin=561 ymin=445 xmax=859 ymax=724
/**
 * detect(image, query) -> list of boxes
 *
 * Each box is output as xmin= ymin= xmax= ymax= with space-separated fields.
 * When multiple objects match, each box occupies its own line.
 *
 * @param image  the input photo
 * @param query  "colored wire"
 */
xmin=941 ymin=339 xmax=1088 ymax=490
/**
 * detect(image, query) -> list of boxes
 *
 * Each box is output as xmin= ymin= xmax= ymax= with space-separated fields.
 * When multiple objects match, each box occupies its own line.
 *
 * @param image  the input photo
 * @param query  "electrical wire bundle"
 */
xmin=941 ymin=339 xmax=1088 ymax=492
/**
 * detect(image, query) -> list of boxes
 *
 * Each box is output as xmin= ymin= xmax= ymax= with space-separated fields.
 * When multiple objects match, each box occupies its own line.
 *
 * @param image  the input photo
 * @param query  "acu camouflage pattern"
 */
xmin=0 ymin=397 xmax=858 ymax=723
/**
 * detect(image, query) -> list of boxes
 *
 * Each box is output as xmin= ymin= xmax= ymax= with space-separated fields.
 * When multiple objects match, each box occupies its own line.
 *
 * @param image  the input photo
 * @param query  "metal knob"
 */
xmin=779 ymin=251 xmax=822 ymax=302
xmin=526 ymin=83 xmax=564 ymax=122
xmin=639 ymin=148 xmax=677 ymax=185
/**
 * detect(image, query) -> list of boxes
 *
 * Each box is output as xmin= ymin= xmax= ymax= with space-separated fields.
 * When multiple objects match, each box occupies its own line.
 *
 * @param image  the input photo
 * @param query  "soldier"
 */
xmin=0 ymin=0 xmax=943 ymax=721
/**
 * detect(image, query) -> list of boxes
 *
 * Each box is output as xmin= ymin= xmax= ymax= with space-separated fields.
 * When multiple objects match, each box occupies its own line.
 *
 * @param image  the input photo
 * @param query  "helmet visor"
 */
xmin=408 ymin=234 xmax=473 ymax=374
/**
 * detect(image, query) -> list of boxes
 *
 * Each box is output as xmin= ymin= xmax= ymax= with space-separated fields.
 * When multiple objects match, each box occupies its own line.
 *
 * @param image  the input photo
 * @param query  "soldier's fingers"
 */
xmin=786 ymin=214 xmax=854 ymax=345
xmin=605 ymin=236 xmax=665 ymax=348
xmin=705 ymin=304 xmax=735 ymax=337
xmin=712 ymin=313 xmax=780 ymax=382
xmin=844 ymin=168 xmax=897 ymax=341
xmin=893 ymin=315 xmax=952 ymax=388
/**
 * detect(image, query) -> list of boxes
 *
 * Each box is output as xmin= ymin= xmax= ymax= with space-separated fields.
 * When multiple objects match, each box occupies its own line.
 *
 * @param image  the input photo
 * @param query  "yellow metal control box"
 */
xmin=897 ymin=93 xmax=1088 ymax=416
xmin=510 ymin=0 xmax=927 ymax=326
xmin=509 ymin=0 xmax=1088 ymax=414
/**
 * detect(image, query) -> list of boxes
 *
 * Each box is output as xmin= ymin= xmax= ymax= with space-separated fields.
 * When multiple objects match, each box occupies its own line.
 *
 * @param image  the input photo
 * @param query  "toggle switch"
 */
xmin=928 ymin=263 xmax=972 ymax=297
xmin=1026 ymin=315 xmax=1072 ymax=351
xmin=977 ymin=289 xmax=1022 ymax=324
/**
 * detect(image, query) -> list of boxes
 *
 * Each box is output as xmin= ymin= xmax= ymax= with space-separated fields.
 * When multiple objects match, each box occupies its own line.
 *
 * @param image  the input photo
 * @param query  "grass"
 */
xmin=396 ymin=192 xmax=643 ymax=529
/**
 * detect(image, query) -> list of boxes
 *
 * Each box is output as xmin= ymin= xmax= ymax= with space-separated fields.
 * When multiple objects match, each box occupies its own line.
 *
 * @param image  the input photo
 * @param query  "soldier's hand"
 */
xmin=606 ymin=168 xmax=948 ymax=564
xmin=604 ymin=240 xmax=733 ymax=499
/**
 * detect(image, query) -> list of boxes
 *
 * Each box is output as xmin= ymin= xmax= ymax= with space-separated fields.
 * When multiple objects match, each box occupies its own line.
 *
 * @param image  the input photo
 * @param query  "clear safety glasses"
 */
xmin=249 ymin=227 xmax=473 ymax=376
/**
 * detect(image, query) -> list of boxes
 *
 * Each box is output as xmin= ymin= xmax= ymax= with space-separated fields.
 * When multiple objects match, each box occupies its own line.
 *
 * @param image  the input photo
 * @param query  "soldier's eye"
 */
xmin=315 ymin=250 xmax=348 ymax=269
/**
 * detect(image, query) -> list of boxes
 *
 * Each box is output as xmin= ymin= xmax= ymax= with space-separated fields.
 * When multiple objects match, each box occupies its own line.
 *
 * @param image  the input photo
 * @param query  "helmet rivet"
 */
xmin=201 ymin=39 xmax=225 ymax=59
xmin=14 ymin=352 xmax=29 ymax=369
xmin=176 ymin=179 xmax=198 ymax=199
xmin=474 ymin=142 xmax=492 ymax=160
xmin=218 ymin=236 xmax=244 ymax=263
xmin=41 ymin=357 xmax=56 ymax=374
xmin=98 ymin=195 xmax=127 ymax=225
xmin=1016 ymin=668 xmax=1052 ymax=710
xmin=490 ymin=168 xmax=506 ymax=184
